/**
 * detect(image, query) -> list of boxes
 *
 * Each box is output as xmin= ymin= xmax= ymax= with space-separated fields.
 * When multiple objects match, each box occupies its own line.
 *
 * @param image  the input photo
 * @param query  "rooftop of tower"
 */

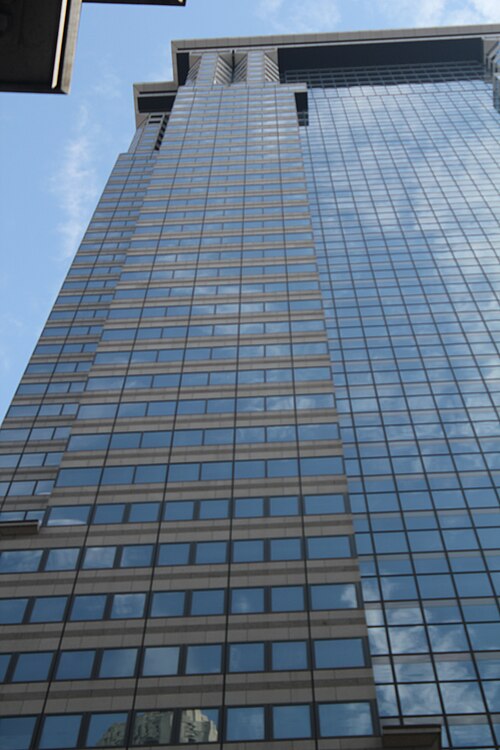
xmin=133 ymin=23 xmax=500 ymax=124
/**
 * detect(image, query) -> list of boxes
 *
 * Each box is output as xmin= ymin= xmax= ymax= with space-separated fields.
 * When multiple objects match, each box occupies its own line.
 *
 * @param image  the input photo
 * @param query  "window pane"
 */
xmin=230 ymin=588 xmax=264 ymax=614
xmin=132 ymin=711 xmax=173 ymax=746
xmin=185 ymin=645 xmax=222 ymax=674
xmin=195 ymin=542 xmax=227 ymax=564
xmin=158 ymin=543 xmax=190 ymax=566
xmin=110 ymin=593 xmax=146 ymax=620
xmin=225 ymin=707 xmax=264 ymax=741
xmin=0 ymin=598 xmax=27 ymax=624
xmin=48 ymin=506 xmax=90 ymax=526
xmin=12 ymin=652 xmax=53 ymax=682
xmin=271 ymin=586 xmax=304 ymax=612
xmin=70 ymin=595 xmax=106 ymax=621
xmin=129 ymin=503 xmax=160 ymax=523
xmin=191 ymin=590 xmax=225 ymax=616
xmin=86 ymin=713 xmax=127 ymax=748
xmin=142 ymin=647 xmax=179 ymax=676
xmin=30 ymin=597 xmax=67 ymax=623
xmin=273 ymin=705 xmax=311 ymax=739
xmin=307 ymin=536 xmax=351 ymax=559
xmin=310 ymin=584 xmax=357 ymax=610
xmin=272 ymin=641 xmax=308 ymax=671
xmin=99 ymin=649 xmax=137 ymax=678
xmin=82 ymin=547 xmax=116 ymax=569
xmin=232 ymin=540 xmax=264 ymax=563
xmin=45 ymin=548 xmax=79 ymax=571
xmin=270 ymin=538 xmax=301 ymax=561
xmin=0 ymin=550 xmax=42 ymax=573
xmin=56 ymin=650 xmax=94 ymax=680
xmin=229 ymin=643 xmax=264 ymax=673
xmin=151 ymin=592 xmax=185 ymax=618
xmin=120 ymin=545 xmax=153 ymax=568
xmin=93 ymin=505 xmax=125 ymax=524
xmin=314 ymin=639 xmax=365 ymax=668
xmin=179 ymin=709 xmax=219 ymax=744
xmin=39 ymin=715 xmax=82 ymax=749
xmin=318 ymin=702 xmax=373 ymax=737
xmin=164 ymin=502 xmax=194 ymax=521
xmin=0 ymin=716 xmax=37 ymax=750
xmin=304 ymin=493 xmax=345 ymax=515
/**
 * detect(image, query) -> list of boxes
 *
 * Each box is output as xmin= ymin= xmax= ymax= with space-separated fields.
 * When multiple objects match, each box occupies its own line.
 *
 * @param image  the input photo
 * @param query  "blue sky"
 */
xmin=0 ymin=0 xmax=498 ymax=421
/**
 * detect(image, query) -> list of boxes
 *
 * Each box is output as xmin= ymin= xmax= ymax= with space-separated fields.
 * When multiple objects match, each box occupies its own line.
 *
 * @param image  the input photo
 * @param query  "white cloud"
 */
xmin=50 ymin=103 xmax=100 ymax=259
xmin=378 ymin=0 xmax=499 ymax=27
xmin=256 ymin=0 xmax=341 ymax=33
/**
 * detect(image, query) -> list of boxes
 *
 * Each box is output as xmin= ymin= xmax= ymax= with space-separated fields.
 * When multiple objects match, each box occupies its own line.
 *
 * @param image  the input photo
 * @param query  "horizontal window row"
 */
xmin=368 ymin=621 xmax=500 ymax=654
xmin=7 ymin=402 xmax=78 ymax=419
xmin=0 ymin=479 xmax=53 ymax=498
xmin=55 ymin=455 xmax=343 ymax=488
xmin=73 ymin=252 xmax=126 ymax=264
xmin=16 ymin=381 xmax=85 ymax=395
xmin=0 ymin=452 xmax=62 ymax=469
xmin=97 ymin=339 xmax=328 ymax=365
xmin=124 ymin=230 xmax=314 ymax=246
xmin=122 ymin=246 xmax=314 ymax=264
xmin=119 ymin=263 xmax=316 ymax=282
xmin=76 ymin=392 xmax=335 ymax=420
xmin=54 ymin=292 xmax=113 ymax=306
xmin=85 ymin=370 xmax=331 ymax=395
xmin=68 ymin=265 xmax=119 ymax=277
xmin=0 ymin=492 xmax=345 ymax=526
xmin=25 ymin=360 xmax=92 ymax=375
xmin=0 ymin=534 xmax=352 ymax=573
xmin=373 ymin=655 xmax=500 ymax=684
xmin=61 ymin=279 xmax=116 ymax=291
xmin=0 ymin=637 xmax=366 ymax=683
xmin=0 ymin=426 xmax=71 ymax=444
xmin=40 ymin=325 xmax=103 ymax=339
xmin=0 ymin=583 xmax=358 ymax=625
xmin=100 ymin=319 xmax=324 ymax=342
xmin=114 ymin=279 xmax=319 ymax=299
xmin=34 ymin=342 xmax=97 ymax=356
xmin=357 ymin=527 xmax=500 ymax=554
xmin=363 ymin=569 xmax=500 ymax=602
xmin=109 ymin=298 xmax=322 ymax=320
xmin=67 ymin=422 xmax=339 ymax=451
xmin=0 ymin=701 xmax=374 ymax=749
xmin=50 ymin=299 xmax=322 ymax=324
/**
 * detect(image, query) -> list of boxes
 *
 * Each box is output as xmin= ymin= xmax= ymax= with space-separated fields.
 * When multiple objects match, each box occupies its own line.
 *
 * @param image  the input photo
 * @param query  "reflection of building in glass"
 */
xmin=132 ymin=712 xmax=173 ymax=745
xmin=96 ymin=721 xmax=126 ymax=747
xmin=179 ymin=709 xmax=219 ymax=743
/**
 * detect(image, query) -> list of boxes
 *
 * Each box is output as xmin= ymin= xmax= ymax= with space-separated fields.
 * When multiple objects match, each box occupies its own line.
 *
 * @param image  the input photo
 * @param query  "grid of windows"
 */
xmin=301 ymin=63 xmax=500 ymax=746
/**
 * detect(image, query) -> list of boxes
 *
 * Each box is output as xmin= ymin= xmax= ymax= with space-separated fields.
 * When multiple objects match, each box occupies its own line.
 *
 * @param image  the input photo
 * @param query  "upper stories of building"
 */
xmin=133 ymin=23 xmax=500 ymax=124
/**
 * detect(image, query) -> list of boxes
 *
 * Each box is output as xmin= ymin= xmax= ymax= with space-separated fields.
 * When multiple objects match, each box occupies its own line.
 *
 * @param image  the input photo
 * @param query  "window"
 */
xmin=142 ymin=647 xmax=179 ymax=677
xmin=132 ymin=711 xmax=173 ymax=746
xmin=39 ymin=715 xmax=82 ymax=749
xmin=230 ymin=588 xmax=264 ymax=614
xmin=185 ymin=645 xmax=221 ymax=674
xmin=272 ymin=641 xmax=308 ymax=671
xmin=225 ymin=707 xmax=264 ymax=741
xmin=0 ymin=716 xmax=37 ymax=750
xmin=318 ymin=702 xmax=373 ymax=737
xmin=86 ymin=713 xmax=127 ymax=748
xmin=273 ymin=705 xmax=311 ymax=739
xmin=99 ymin=649 xmax=137 ymax=678
xmin=12 ymin=652 xmax=53 ymax=682
xmin=151 ymin=592 xmax=185 ymax=618
xmin=314 ymin=639 xmax=365 ymax=669
xmin=56 ymin=650 xmax=94 ymax=681
xmin=229 ymin=643 xmax=264 ymax=673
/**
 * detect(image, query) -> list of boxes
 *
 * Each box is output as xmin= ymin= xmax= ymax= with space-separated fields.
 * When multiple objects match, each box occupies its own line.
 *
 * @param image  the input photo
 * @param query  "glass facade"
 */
xmin=0 ymin=25 xmax=499 ymax=750
xmin=296 ymin=60 xmax=500 ymax=747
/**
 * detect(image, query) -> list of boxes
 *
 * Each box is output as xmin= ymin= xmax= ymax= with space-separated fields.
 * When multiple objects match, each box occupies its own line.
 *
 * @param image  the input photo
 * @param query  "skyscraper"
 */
xmin=1 ymin=23 xmax=500 ymax=750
